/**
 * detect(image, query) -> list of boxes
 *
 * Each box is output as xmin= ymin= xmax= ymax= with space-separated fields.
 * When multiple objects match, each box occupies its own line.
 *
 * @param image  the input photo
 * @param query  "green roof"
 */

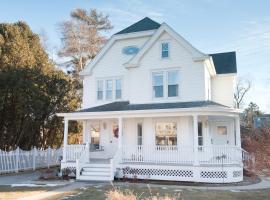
xmin=210 ymin=52 xmax=237 ymax=74
xmin=115 ymin=17 xmax=161 ymax=35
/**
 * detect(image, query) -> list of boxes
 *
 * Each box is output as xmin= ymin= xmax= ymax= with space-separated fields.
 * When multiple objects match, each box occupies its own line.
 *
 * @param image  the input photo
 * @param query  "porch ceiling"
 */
xmin=57 ymin=101 xmax=241 ymax=120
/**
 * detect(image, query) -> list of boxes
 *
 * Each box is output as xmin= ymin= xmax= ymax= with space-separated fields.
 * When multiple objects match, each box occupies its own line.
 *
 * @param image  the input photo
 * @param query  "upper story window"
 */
xmin=97 ymin=77 xmax=122 ymax=101
xmin=168 ymin=70 xmax=179 ymax=97
xmin=152 ymin=70 xmax=179 ymax=99
xmin=115 ymin=79 xmax=122 ymax=99
xmin=106 ymin=80 xmax=113 ymax=100
xmin=97 ymin=80 xmax=104 ymax=100
xmin=161 ymin=42 xmax=169 ymax=58
xmin=153 ymin=72 xmax=164 ymax=98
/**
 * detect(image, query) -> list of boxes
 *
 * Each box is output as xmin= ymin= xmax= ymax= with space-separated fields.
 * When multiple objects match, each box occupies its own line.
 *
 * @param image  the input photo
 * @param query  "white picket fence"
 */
xmin=0 ymin=147 xmax=62 ymax=174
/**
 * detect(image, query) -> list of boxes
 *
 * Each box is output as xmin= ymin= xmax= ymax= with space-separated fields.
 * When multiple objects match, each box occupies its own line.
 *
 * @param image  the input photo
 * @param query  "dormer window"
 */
xmin=161 ymin=42 xmax=169 ymax=58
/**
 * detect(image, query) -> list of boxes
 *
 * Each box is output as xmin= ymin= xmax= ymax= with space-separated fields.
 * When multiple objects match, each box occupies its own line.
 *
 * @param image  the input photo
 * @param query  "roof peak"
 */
xmin=115 ymin=17 xmax=161 ymax=35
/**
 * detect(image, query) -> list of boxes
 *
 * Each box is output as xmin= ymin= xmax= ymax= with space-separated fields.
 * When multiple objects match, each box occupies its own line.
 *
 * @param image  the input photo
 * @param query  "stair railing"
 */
xmin=76 ymin=143 xmax=90 ymax=179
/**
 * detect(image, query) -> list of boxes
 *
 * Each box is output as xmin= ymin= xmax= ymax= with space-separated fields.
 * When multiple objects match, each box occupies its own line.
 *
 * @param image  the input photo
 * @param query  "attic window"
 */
xmin=161 ymin=42 xmax=169 ymax=58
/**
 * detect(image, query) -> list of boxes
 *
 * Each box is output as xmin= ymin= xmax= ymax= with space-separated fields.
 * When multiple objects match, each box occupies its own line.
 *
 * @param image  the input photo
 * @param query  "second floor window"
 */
xmin=115 ymin=79 xmax=122 ymax=99
xmin=168 ymin=70 xmax=179 ymax=97
xmin=161 ymin=42 xmax=169 ymax=58
xmin=152 ymin=70 xmax=179 ymax=99
xmin=106 ymin=80 xmax=113 ymax=100
xmin=153 ymin=72 xmax=164 ymax=98
xmin=97 ymin=77 xmax=122 ymax=101
xmin=97 ymin=80 xmax=103 ymax=100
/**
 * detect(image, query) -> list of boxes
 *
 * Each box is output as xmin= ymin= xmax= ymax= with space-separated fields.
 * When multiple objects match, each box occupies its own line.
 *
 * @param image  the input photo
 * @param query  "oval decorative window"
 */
xmin=122 ymin=46 xmax=139 ymax=55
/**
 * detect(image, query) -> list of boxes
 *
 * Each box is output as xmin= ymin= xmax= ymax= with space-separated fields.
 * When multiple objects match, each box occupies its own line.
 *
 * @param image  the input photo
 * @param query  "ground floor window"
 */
xmin=198 ymin=122 xmax=203 ymax=146
xmin=155 ymin=122 xmax=177 ymax=145
xmin=91 ymin=124 xmax=100 ymax=146
xmin=137 ymin=123 xmax=143 ymax=145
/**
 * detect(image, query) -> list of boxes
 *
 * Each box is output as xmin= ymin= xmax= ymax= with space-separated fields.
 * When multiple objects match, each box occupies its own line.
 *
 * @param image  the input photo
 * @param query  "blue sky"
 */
xmin=0 ymin=0 xmax=269 ymax=112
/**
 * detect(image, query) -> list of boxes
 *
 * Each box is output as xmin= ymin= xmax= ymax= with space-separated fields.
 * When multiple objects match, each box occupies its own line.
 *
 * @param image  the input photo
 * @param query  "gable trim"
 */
xmin=79 ymin=30 xmax=155 ymax=76
xmin=124 ymin=23 xmax=208 ymax=68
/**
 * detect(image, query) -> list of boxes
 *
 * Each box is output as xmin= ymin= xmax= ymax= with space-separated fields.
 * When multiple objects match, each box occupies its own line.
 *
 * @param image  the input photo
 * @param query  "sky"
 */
xmin=0 ymin=0 xmax=269 ymax=112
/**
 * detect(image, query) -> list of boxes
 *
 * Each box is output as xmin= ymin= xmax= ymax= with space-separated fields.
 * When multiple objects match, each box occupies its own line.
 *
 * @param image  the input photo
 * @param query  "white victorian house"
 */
xmin=58 ymin=17 xmax=248 ymax=183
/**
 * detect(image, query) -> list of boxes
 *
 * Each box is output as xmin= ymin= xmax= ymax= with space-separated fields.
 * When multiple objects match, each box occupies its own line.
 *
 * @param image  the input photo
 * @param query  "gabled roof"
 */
xmin=77 ymin=101 xmax=228 ymax=113
xmin=210 ymin=52 xmax=237 ymax=74
xmin=115 ymin=17 xmax=161 ymax=35
xmin=124 ymin=23 xmax=208 ymax=68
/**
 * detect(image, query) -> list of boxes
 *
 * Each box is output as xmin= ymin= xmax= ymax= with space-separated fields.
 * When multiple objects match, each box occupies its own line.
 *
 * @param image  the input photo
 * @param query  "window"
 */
xmin=217 ymin=126 xmax=227 ymax=135
xmin=115 ymin=79 xmax=122 ymax=99
xmin=155 ymin=122 xmax=177 ymax=146
xmin=161 ymin=42 xmax=169 ymax=58
xmin=106 ymin=80 xmax=113 ymax=100
xmin=168 ymin=70 xmax=179 ymax=97
xmin=137 ymin=123 xmax=143 ymax=145
xmin=97 ymin=77 xmax=122 ymax=101
xmin=152 ymin=70 xmax=179 ymax=98
xmin=198 ymin=122 xmax=203 ymax=146
xmin=97 ymin=80 xmax=103 ymax=100
xmin=90 ymin=124 xmax=100 ymax=150
xmin=153 ymin=72 xmax=164 ymax=98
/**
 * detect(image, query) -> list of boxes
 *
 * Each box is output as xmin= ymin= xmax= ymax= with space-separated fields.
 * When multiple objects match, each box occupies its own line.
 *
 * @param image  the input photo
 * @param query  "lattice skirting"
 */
xmin=116 ymin=164 xmax=243 ymax=183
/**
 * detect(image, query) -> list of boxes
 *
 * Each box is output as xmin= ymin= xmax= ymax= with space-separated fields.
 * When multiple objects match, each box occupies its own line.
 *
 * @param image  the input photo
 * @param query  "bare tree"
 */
xmin=234 ymin=78 xmax=251 ymax=108
xmin=58 ymin=8 xmax=113 ymax=75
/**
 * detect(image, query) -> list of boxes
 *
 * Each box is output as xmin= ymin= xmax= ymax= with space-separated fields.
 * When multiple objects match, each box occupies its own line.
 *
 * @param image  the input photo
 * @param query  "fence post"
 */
xmin=33 ymin=147 xmax=36 ymax=170
xmin=47 ymin=146 xmax=51 ymax=169
xmin=15 ymin=147 xmax=19 ymax=173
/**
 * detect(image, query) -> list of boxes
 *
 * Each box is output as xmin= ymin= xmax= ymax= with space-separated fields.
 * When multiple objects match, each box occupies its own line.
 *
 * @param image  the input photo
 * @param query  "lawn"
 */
xmin=62 ymin=183 xmax=270 ymax=200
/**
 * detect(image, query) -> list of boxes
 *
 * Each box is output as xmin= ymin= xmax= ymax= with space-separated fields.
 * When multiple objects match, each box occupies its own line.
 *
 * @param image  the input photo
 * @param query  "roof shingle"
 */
xmin=77 ymin=101 xmax=228 ymax=113
xmin=210 ymin=52 xmax=237 ymax=74
xmin=115 ymin=17 xmax=161 ymax=35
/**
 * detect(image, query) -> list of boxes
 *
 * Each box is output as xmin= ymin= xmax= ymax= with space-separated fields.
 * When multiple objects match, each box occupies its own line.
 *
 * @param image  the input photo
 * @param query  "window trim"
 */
xmin=161 ymin=42 xmax=169 ymax=59
xmin=151 ymin=68 xmax=180 ymax=100
xmin=96 ymin=76 xmax=123 ymax=102
xmin=154 ymin=121 xmax=178 ymax=146
xmin=137 ymin=122 xmax=143 ymax=146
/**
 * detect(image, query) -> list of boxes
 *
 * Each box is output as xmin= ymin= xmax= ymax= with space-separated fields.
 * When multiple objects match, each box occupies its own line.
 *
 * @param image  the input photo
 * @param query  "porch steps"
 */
xmin=77 ymin=162 xmax=113 ymax=181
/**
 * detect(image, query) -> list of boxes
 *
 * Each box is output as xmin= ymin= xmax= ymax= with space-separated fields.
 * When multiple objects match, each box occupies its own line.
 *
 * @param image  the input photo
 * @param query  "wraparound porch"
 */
xmin=58 ymin=104 xmax=247 ymax=183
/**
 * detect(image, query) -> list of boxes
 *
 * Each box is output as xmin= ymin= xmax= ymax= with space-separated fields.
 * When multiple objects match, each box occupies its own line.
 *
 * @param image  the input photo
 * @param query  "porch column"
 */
xmin=193 ymin=115 xmax=199 ymax=166
xmin=235 ymin=115 xmax=241 ymax=147
xmin=118 ymin=117 xmax=123 ymax=149
xmin=63 ymin=118 xmax=69 ymax=162
xmin=82 ymin=120 xmax=86 ymax=143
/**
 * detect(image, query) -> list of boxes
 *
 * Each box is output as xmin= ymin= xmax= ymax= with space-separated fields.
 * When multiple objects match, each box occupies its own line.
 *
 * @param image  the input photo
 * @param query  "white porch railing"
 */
xmin=122 ymin=145 xmax=244 ymax=165
xmin=122 ymin=145 xmax=194 ymax=165
xmin=66 ymin=144 xmax=248 ymax=166
xmin=198 ymin=145 xmax=242 ymax=165
xmin=66 ymin=144 xmax=85 ymax=162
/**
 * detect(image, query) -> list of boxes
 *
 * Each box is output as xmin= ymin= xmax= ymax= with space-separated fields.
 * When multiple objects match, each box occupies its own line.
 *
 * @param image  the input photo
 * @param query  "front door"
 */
xmin=212 ymin=122 xmax=229 ymax=145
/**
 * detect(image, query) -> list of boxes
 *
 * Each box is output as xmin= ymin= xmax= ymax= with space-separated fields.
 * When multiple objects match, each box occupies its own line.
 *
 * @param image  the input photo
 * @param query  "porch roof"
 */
xmin=57 ymin=101 xmax=241 ymax=119
xmin=77 ymin=101 xmax=228 ymax=113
